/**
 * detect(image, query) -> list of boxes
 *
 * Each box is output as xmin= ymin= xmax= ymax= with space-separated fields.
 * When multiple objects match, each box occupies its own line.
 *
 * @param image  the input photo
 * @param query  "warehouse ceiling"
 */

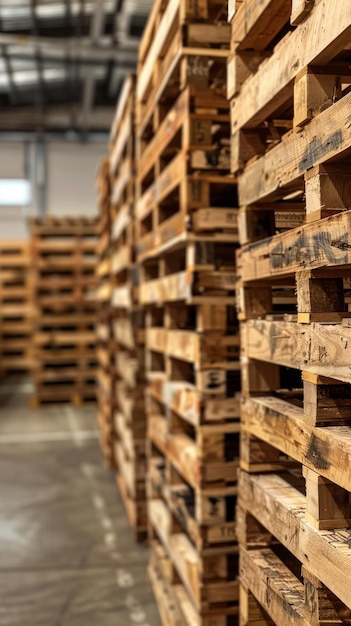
xmin=0 ymin=0 xmax=152 ymax=134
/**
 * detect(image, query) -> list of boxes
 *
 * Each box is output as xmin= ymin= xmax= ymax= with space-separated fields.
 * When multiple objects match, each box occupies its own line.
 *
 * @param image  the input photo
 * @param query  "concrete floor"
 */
xmin=0 ymin=378 xmax=161 ymax=626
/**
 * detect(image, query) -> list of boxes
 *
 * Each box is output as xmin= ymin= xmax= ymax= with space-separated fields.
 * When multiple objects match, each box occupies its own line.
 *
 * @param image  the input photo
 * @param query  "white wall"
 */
xmin=0 ymin=140 xmax=107 ymax=239
xmin=0 ymin=142 xmax=24 ymax=178
xmin=0 ymin=142 xmax=28 ymax=239
xmin=47 ymin=142 xmax=106 ymax=217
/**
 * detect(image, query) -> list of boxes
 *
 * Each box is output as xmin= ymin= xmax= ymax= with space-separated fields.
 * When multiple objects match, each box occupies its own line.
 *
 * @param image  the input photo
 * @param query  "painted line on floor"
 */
xmin=66 ymin=406 xmax=86 ymax=447
xmin=0 ymin=382 xmax=33 ymax=394
xmin=66 ymin=405 xmax=144 ymax=621
xmin=91 ymin=492 xmax=105 ymax=511
xmin=0 ymin=430 xmax=98 ymax=444
xmin=126 ymin=592 xmax=150 ymax=626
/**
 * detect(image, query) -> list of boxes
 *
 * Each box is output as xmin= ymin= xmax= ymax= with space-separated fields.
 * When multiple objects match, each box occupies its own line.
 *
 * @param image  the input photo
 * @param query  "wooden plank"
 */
xmin=230 ymin=0 xmax=351 ymax=131
xmin=110 ymin=75 xmax=135 ymax=143
xmin=237 ymin=209 xmax=351 ymax=282
xmin=111 ymin=285 xmax=133 ymax=309
xmin=239 ymin=471 xmax=351 ymax=610
xmin=167 ymin=429 xmax=240 ymax=490
xmin=96 ymin=283 xmax=112 ymax=302
xmin=168 ymin=329 xmax=240 ymax=367
xmin=138 ymin=88 xmax=189 ymax=182
xmin=291 ymin=0 xmax=315 ymax=26
xmin=192 ymin=208 xmax=239 ymax=233
xmin=137 ymin=0 xmax=164 ymax=65
xmin=137 ymin=0 xmax=180 ymax=102
xmin=111 ymin=159 xmax=133 ymax=209
xmin=231 ymin=0 xmax=291 ymax=52
xmin=111 ymin=203 xmax=131 ymax=241
xmin=188 ymin=23 xmax=230 ymax=47
xmin=148 ymin=378 xmax=240 ymax=426
xmin=240 ymin=548 xmax=307 ymax=626
xmin=146 ymin=327 xmax=168 ymax=354
xmin=148 ymin=499 xmax=239 ymax=612
xmin=140 ymin=270 xmax=235 ymax=306
xmin=136 ymin=151 xmax=185 ymax=222
xmin=241 ymin=395 xmax=351 ymax=493
xmin=109 ymin=112 xmax=132 ymax=177
xmin=111 ymin=245 xmax=132 ymax=275
xmin=140 ymin=271 xmax=189 ymax=305
xmin=237 ymin=90 xmax=351 ymax=205
xmin=241 ymin=318 xmax=351 ymax=384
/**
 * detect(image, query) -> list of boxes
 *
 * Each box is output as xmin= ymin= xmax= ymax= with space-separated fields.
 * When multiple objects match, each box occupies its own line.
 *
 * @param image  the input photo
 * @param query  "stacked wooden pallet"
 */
xmin=30 ymin=217 xmax=98 ymax=406
xmin=136 ymin=2 xmax=241 ymax=622
xmin=96 ymin=158 xmax=116 ymax=468
xmin=110 ymin=76 xmax=148 ymax=541
xmin=229 ymin=1 xmax=351 ymax=623
xmin=0 ymin=240 xmax=33 ymax=375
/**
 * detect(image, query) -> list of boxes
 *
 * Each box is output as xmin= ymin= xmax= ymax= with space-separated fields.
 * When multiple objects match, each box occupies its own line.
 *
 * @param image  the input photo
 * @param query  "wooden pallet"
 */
xmin=96 ymin=158 xmax=112 ymax=258
xmin=228 ymin=2 xmax=351 ymax=621
xmin=30 ymin=385 xmax=96 ymax=407
xmin=110 ymin=75 xmax=135 ymax=199
xmin=112 ymin=310 xmax=147 ymax=541
xmin=96 ymin=156 xmax=116 ymax=470
xmin=136 ymin=0 xmax=230 ymax=131
xmin=96 ymin=307 xmax=117 ymax=470
xmin=0 ymin=240 xmax=33 ymax=375
xmin=229 ymin=1 xmax=351 ymax=175
xmin=136 ymin=87 xmax=237 ymax=259
xmin=29 ymin=216 xmax=97 ymax=237
xmin=30 ymin=218 xmax=98 ymax=405
xmin=238 ymin=470 xmax=351 ymax=625
xmin=144 ymin=300 xmax=241 ymax=623
xmin=148 ymin=497 xmax=239 ymax=622
xmin=135 ymin=3 xmax=242 ymax=620
xmin=139 ymin=233 xmax=238 ymax=305
xmin=94 ymin=76 xmax=150 ymax=543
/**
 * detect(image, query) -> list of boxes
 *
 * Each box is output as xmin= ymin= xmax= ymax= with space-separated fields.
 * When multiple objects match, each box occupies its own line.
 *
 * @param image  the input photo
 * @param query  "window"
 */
xmin=0 ymin=180 xmax=31 ymax=206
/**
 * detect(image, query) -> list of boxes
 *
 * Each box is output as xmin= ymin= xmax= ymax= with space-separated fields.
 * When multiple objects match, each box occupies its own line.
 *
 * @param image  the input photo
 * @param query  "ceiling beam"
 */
xmin=0 ymin=106 xmax=115 ymax=131
xmin=1 ymin=45 xmax=19 ymax=105
xmin=0 ymin=33 xmax=138 ymax=62
xmin=81 ymin=0 xmax=107 ymax=132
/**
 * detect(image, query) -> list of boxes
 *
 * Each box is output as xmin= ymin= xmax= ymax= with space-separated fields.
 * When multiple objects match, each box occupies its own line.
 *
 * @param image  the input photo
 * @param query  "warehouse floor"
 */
xmin=0 ymin=378 xmax=161 ymax=626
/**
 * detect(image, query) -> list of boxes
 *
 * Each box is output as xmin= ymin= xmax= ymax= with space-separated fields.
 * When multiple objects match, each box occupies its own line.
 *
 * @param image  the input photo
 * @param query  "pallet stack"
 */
xmin=229 ymin=1 xmax=351 ymax=623
xmin=0 ymin=241 xmax=33 ymax=376
xmin=136 ymin=2 xmax=241 ymax=623
xmin=30 ymin=217 xmax=98 ymax=406
xmin=96 ymin=158 xmax=116 ymax=468
xmin=109 ymin=76 xmax=148 ymax=541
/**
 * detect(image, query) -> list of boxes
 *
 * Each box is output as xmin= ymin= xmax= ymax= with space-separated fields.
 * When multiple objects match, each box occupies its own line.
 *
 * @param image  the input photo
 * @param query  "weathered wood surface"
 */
xmin=231 ymin=0 xmax=291 ymax=52
xmin=242 ymin=395 xmax=351 ymax=492
xmin=237 ymin=209 xmax=351 ymax=282
xmin=137 ymin=0 xmax=230 ymax=105
xmin=237 ymin=91 xmax=351 ymax=204
xmin=148 ymin=378 xmax=240 ymax=426
xmin=240 ymin=547 xmax=307 ymax=626
xmin=148 ymin=498 xmax=239 ymax=612
xmin=110 ymin=75 xmax=135 ymax=144
xmin=146 ymin=327 xmax=240 ymax=368
xmin=239 ymin=471 xmax=351 ymax=610
xmin=230 ymin=0 xmax=351 ymax=132
xmin=241 ymin=318 xmax=351 ymax=384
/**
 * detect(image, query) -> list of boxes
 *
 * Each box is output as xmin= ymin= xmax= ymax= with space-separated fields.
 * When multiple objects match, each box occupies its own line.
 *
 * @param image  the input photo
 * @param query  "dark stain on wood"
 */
xmin=298 ymin=131 xmax=343 ymax=173
xmin=306 ymin=432 xmax=330 ymax=470
xmin=270 ymin=230 xmax=348 ymax=270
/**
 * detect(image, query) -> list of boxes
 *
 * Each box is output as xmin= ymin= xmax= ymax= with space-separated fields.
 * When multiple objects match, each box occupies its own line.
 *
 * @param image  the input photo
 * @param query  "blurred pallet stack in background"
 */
xmin=30 ymin=217 xmax=98 ymax=407
xmin=109 ymin=76 xmax=148 ymax=541
xmin=96 ymin=158 xmax=116 ymax=468
xmin=135 ymin=1 xmax=241 ymax=623
xmin=228 ymin=0 xmax=351 ymax=623
xmin=0 ymin=241 xmax=33 ymax=377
